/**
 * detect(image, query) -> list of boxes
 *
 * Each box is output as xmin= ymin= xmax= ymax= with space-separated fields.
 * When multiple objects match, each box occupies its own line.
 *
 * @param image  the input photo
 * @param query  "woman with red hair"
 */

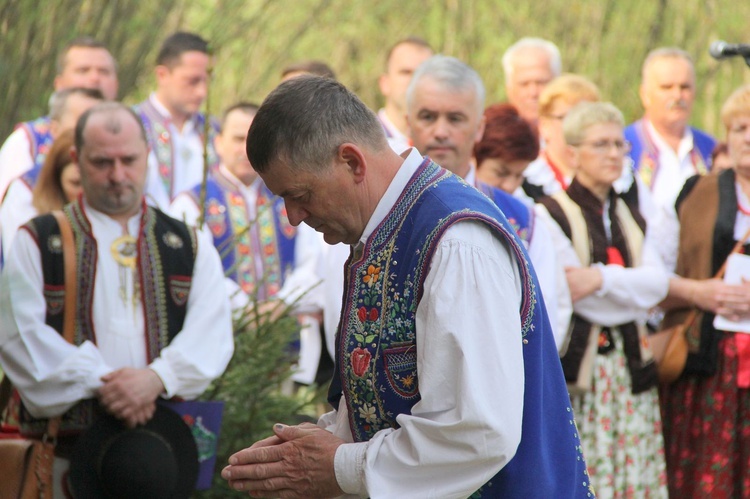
xmin=475 ymin=103 xmax=571 ymax=349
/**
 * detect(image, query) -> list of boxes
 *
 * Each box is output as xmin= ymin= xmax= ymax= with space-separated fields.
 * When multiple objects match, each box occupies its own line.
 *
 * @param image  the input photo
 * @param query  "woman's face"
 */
xmin=727 ymin=115 xmax=750 ymax=178
xmin=572 ymin=122 xmax=626 ymax=196
xmin=476 ymin=157 xmax=530 ymax=194
xmin=539 ymin=98 xmax=574 ymax=161
xmin=60 ymin=163 xmax=82 ymax=203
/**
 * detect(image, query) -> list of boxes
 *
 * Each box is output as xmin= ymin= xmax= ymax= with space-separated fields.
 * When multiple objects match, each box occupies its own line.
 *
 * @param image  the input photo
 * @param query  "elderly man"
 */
xmin=625 ymin=47 xmax=715 ymax=210
xmin=0 ymin=102 xmax=233 ymax=495
xmin=220 ymin=76 xmax=590 ymax=498
xmin=135 ymin=32 xmax=219 ymax=209
xmin=0 ymin=36 xmax=118 ymax=199
xmin=376 ymin=36 xmax=434 ymax=153
xmin=502 ymin=37 xmax=562 ymax=126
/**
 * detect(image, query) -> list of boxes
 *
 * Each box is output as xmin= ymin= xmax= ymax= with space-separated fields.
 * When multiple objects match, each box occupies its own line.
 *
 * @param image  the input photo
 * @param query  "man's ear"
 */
xmin=338 ymin=143 xmax=367 ymax=183
xmin=638 ymin=83 xmax=649 ymax=109
xmin=155 ymin=65 xmax=170 ymax=84
xmin=378 ymin=73 xmax=390 ymax=97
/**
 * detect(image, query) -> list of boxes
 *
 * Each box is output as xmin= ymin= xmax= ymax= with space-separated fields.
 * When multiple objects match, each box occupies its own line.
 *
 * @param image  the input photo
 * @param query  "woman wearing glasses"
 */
xmin=536 ymin=101 xmax=669 ymax=497
xmin=659 ymin=85 xmax=750 ymax=497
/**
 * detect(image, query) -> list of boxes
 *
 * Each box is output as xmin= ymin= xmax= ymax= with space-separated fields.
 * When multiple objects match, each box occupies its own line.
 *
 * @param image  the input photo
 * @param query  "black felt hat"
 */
xmin=68 ymin=405 xmax=199 ymax=498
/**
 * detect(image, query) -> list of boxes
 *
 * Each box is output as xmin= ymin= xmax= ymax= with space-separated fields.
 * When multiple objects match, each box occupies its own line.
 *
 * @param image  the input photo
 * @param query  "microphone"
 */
xmin=710 ymin=41 xmax=750 ymax=60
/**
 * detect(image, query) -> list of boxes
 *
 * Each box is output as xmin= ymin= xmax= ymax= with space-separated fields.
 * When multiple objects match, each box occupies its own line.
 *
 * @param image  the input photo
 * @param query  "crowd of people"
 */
xmin=0 ymin=29 xmax=749 ymax=498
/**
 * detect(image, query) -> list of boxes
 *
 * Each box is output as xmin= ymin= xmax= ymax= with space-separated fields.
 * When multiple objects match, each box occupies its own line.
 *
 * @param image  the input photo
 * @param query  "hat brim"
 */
xmin=69 ymin=404 xmax=199 ymax=498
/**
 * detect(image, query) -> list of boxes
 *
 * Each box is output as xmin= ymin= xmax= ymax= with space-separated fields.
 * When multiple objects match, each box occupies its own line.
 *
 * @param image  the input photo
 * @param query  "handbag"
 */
xmin=651 ymin=225 xmax=750 ymax=384
xmin=0 ymin=210 xmax=77 ymax=499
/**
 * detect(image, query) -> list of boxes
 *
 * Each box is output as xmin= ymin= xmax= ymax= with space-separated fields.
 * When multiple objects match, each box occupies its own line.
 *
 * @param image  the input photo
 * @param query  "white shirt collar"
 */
xmin=149 ymin=93 xmax=196 ymax=134
xmin=645 ymin=119 xmax=694 ymax=161
xmin=465 ymin=162 xmax=477 ymax=185
xmin=218 ymin=164 xmax=261 ymax=194
xmin=82 ymin=197 xmax=143 ymax=236
xmin=358 ymin=147 xmax=423 ymax=245
xmin=377 ymin=108 xmax=408 ymax=142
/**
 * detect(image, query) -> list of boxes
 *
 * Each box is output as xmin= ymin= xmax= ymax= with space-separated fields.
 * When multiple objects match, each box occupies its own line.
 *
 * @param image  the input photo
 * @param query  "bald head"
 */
xmin=73 ymin=102 xmax=149 ymax=222
xmin=75 ymin=102 xmax=147 ymax=152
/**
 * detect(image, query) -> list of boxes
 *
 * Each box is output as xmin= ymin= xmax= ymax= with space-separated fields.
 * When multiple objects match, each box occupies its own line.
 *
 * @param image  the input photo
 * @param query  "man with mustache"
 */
xmin=625 ymin=48 xmax=716 ymax=214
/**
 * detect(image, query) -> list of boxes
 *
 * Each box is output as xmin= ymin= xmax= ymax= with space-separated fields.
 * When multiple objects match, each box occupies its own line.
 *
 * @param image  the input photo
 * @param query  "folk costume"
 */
xmin=624 ymin=119 xmax=714 ymax=209
xmin=470 ymin=166 xmax=573 ymax=349
xmin=134 ymin=94 xmax=220 ymax=210
xmin=170 ymin=166 xmax=325 ymax=383
xmin=0 ymin=116 xmax=52 ymax=200
xmin=659 ymin=168 xmax=750 ymax=497
xmin=538 ymin=178 xmax=669 ymax=497
xmin=170 ymin=166 xmax=323 ymax=310
xmin=0 ymin=197 xmax=233 ymax=436
xmin=320 ymin=149 xmax=592 ymax=498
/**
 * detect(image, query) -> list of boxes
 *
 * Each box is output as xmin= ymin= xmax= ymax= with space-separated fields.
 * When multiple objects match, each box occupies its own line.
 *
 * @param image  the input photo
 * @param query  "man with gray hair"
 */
xmin=502 ymin=37 xmax=562 ymax=126
xmin=406 ymin=54 xmax=572 ymax=350
xmin=624 ymin=47 xmax=715 ymax=213
xmin=221 ymin=75 xmax=591 ymax=497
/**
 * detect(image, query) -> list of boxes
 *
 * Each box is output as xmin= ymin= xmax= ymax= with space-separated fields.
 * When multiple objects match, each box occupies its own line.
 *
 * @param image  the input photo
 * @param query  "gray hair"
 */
xmin=641 ymin=47 xmax=694 ymax=83
xmin=49 ymin=87 xmax=105 ymax=121
xmin=563 ymin=101 xmax=624 ymax=146
xmin=246 ymin=76 xmax=388 ymax=173
xmin=406 ymin=55 xmax=485 ymax=114
xmin=502 ymin=37 xmax=562 ymax=82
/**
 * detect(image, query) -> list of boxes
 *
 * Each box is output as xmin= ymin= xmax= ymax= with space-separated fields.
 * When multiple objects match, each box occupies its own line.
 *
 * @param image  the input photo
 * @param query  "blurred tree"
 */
xmin=4 ymin=0 xmax=749 ymax=140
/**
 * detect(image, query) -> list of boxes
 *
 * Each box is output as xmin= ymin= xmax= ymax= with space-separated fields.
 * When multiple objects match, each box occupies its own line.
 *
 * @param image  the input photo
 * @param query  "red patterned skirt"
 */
xmin=661 ymin=335 xmax=750 ymax=497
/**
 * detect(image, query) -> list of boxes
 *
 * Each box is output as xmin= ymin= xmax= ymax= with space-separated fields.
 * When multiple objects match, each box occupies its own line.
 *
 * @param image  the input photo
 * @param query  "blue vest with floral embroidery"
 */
xmin=476 ymin=180 xmax=531 ymax=244
xmin=188 ymin=172 xmax=296 ymax=301
xmin=16 ymin=116 xmax=53 ymax=169
xmin=330 ymin=159 xmax=594 ymax=498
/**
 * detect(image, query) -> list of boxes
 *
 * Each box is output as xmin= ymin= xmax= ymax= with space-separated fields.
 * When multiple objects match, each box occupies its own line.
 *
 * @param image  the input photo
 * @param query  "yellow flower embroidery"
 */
xmin=402 ymin=374 xmax=415 ymax=389
xmin=363 ymin=265 xmax=381 ymax=287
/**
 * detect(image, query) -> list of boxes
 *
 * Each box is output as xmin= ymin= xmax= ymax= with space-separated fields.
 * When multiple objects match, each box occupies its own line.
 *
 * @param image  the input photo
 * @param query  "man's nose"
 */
xmin=285 ymin=203 xmax=307 ymax=227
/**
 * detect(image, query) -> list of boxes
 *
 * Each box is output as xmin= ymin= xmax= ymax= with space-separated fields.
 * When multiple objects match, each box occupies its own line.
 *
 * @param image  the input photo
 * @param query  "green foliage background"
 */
xmin=3 ymin=0 xmax=750 ymax=142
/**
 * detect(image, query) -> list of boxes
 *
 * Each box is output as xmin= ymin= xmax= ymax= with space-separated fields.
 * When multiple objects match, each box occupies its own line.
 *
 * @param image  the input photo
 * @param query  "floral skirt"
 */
xmin=661 ymin=335 xmax=750 ymax=498
xmin=573 ymin=333 xmax=668 ymax=498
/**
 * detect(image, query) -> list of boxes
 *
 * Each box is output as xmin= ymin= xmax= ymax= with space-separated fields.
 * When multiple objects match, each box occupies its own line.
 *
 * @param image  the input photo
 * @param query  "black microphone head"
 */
xmin=710 ymin=40 xmax=728 ymax=59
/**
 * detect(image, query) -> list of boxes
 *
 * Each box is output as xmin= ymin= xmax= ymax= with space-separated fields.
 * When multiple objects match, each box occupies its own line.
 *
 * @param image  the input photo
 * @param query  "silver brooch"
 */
xmin=163 ymin=231 xmax=184 ymax=249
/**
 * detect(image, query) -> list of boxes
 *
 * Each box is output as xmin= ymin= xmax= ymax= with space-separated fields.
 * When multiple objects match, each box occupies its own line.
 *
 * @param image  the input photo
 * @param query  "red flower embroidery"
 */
xmin=351 ymin=347 xmax=371 ymax=377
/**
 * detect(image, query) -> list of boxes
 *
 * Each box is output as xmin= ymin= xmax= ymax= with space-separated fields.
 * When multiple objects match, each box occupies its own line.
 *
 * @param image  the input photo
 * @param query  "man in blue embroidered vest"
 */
xmin=0 ymin=36 xmax=118 ymax=200
xmin=171 ymin=103 xmax=326 ymax=384
xmin=134 ymin=31 xmax=220 ymax=210
xmin=625 ymin=48 xmax=715 ymax=212
xmin=406 ymin=55 xmax=571 ymax=351
xmin=0 ymin=102 xmax=233 ymax=495
xmin=0 ymin=87 xmax=104 ymax=266
xmin=221 ymin=76 xmax=592 ymax=497
xmin=376 ymin=36 xmax=434 ymax=154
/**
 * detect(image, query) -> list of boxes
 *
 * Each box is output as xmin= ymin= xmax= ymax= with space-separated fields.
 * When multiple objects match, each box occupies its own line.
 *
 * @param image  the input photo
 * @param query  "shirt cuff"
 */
xmin=593 ymin=263 xmax=609 ymax=297
xmin=334 ymin=442 xmax=368 ymax=497
xmin=148 ymin=358 xmax=176 ymax=398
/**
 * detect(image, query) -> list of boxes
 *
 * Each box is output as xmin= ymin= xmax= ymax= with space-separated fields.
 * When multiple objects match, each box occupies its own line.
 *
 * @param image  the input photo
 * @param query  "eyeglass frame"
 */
xmin=571 ymin=139 xmax=631 ymax=154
